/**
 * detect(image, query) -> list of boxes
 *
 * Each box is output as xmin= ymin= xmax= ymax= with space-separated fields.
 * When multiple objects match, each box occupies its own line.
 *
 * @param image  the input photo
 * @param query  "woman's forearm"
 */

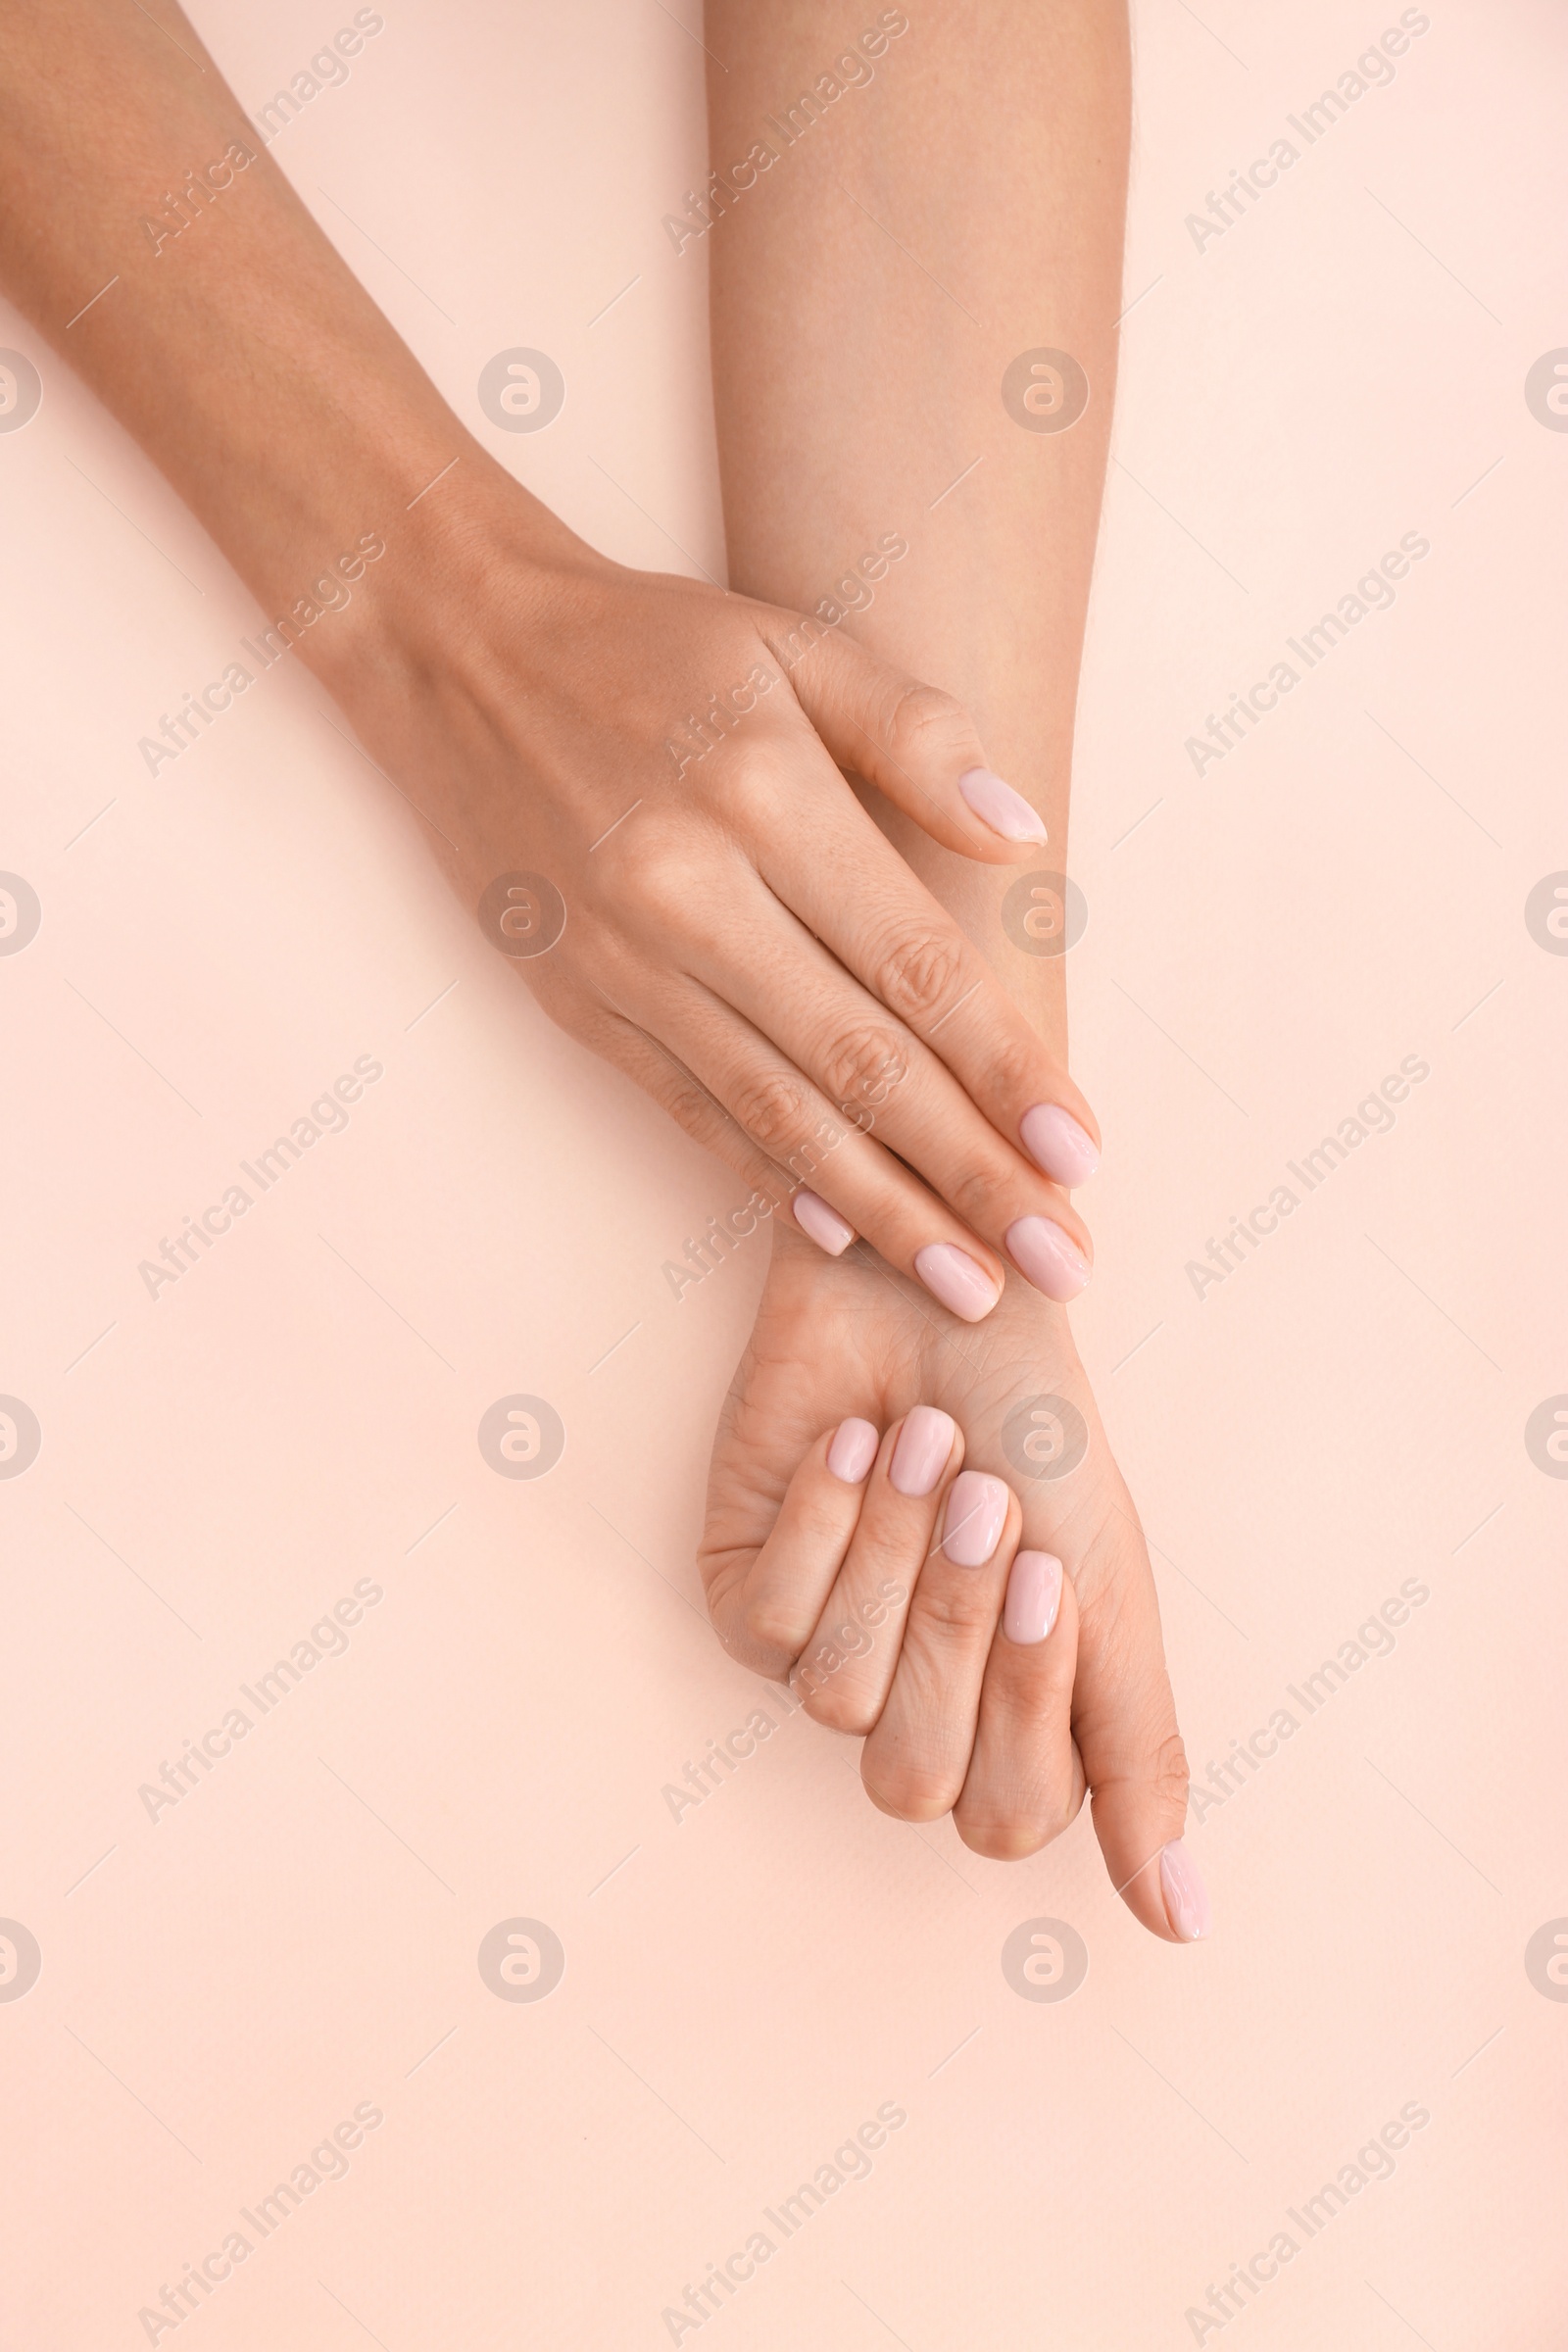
xmin=706 ymin=0 xmax=1130 ymax=1059
xmin=0 ymin=0 xmax=572 ymax=650
xmin=0 ymin=0 xmax=1111 ymax=1312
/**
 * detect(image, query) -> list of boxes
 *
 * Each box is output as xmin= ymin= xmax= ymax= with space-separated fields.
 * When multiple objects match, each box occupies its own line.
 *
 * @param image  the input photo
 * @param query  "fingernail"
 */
xmin=1005 ymin=1215 xmax=1091 ymax=1302
xmin=1158 ymin=1839 xmax=1212 ymax=1941
xmin=914 ymin=1242 xmax=1001 ymax=1322
xmin=1020 ymin=1102 xmax=1100 ymax=1186
xmin=1004 ymin=1548 xmax=1062 ymax=1642
xmin=889 ymin=1404 xmax=956 ymax=1497
xmin=826 ymin=1416 xmax=878 ymax=1485
xmin=957 ymin=766 xmax=1048 ymax=845
xmin=791 ymin=1189 xmax=855 ymax=1256
xmin=941 ymin=1470 xmax=1008 ymax=1566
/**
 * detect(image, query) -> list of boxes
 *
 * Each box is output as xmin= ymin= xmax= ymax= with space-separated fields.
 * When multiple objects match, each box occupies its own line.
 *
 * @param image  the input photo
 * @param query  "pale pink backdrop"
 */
xmin=1 ymin=2 xmax=1564 ymax=2344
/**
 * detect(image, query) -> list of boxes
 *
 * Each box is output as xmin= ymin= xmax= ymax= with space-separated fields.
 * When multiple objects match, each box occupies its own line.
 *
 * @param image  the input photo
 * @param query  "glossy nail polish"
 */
xmin=1158 ymin=1839 xmax=1212 ymax=1941
xmin=1005 ymin=1215 xmax=1091 ymax=1302
xmin=941 ymin=1470 xmax=1008 ymax=1566
xmin=791 ymin=1189 xmax=855 ymax=1256
xmin=1004 ymin=1549 xmax=1062 ymax=1642
xmin=826 ymin=1417 xmax=878 ymax=1485
xmin=889 ymin=1405 xmax=956 ymax=1497
xmin=1020 ymin=1102 xmax=1100 ymax=1186
xmin=913 ymin=1242 xmax=1001 ymax=1322
xmin=957 ymin=766 xmax=1048 ymax=845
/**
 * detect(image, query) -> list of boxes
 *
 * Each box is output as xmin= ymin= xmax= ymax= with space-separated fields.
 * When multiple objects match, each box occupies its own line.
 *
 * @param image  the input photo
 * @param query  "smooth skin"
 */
xmin=0 ymin=0 xmax=1101 ymax=1324
xmin=701 ymin=1232 xmax=1199 ymax=1931
xmin=0 ymin=0 xmax=1204 ymax=1937
xmin=703 ymin=0 xmax=1205 ymax=1939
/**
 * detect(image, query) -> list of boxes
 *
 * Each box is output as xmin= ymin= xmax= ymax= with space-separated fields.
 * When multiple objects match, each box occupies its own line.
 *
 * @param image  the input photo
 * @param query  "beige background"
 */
xmin=2 ymin=1 xmax=1565 ymax=2343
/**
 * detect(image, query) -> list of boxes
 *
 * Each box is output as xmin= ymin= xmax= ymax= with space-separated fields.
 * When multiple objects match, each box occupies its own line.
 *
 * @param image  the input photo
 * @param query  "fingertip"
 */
xmin=792 ymin=1187 xmax=856 ymax=1256
xmin=1019 ymin=1102 xmax=1102 ymax=1187
xmin=913 ymin=1242 xmax=1003 ymax=1322
xmin=1004 ymin=1215 xmax=1092 ymax=1303
xmin=1100 ymin=1817 xmax=1207 ymax=1943
xmin=956 ymin=766 xmax=1049 ymax=848
xmin=1002 ymin=1548 xmax=1063 ymax=1644
xmin=825 ymin=1416 xmax=879 ymax=1485
xmin=939 ymin=1469 xmax=1010 ymax=1565
xmin=1157 ymin=1838 xmax=1212 ymax=1942
xmin=888 ymin=1403 xmax=958 ymax=1497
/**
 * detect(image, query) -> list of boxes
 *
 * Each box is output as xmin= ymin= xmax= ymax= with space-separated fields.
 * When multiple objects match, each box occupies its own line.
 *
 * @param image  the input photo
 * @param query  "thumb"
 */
xmin=1070 ymin=1535 xmax=1209 ymax=1943
xmin=763 ymin=613 xmax=1050 ymax=863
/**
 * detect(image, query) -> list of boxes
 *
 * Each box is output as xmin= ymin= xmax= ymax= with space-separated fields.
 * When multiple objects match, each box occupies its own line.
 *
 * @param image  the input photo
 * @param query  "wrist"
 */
xmin=290 ymin=445 xmax=605 ymax=702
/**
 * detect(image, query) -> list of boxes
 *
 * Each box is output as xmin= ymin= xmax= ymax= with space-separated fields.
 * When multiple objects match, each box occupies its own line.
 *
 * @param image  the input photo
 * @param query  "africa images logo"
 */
xmin=477 ymin=1396 xmax=565 ymax=1480
xmin=0 ymin=348 xmax=42 ymax=431
xmin=477 ymin=1919 xmax=565 ymax=2002
xmin=0 ymin=1396 xmax=42 ymax=1481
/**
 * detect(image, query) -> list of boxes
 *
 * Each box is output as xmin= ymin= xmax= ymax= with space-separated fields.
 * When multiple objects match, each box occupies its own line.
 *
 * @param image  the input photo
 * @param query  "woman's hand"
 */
xmin=323 ymin=495 xmax=1102 ymax=1321
xmin=0 ymin=3 xmax=1100 ymax=1324
xmin=698 ymin=1221 xmax=1206 ymax=1942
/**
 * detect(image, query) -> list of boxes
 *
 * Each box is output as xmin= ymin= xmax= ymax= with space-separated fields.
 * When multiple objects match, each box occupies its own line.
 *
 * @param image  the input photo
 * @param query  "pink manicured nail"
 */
xmin=1005 ymin=1215 xmax=1091 ymax=1301
xmin=1020 ymin=1102 xmax=1100 ymax=1186
xmin=957 ymin=766 xmax=1048 ymax=845
xmin=941 ymin=1470 xmax=1008 ymax=1566
xmin=1004 ymin=1549 xmax=1062 ymax=1642
xmin=826 ymin=1416 xmax=878 ymax=1485
xmin=791 ymin=1189 xmax=855 ymax=1256
xmin=889 ymin=1405 xmax=956 ymax=1497
xmin=1159 ymin=1839 xmax=1212 ymax=1941
xmin=913 ymin=1242 xmax=1001 ymax=1322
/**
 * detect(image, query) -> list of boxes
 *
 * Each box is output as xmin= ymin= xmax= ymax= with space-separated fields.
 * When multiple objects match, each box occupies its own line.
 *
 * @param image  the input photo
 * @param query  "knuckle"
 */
xmin=655 ymin=1074 xmax=771 ymax=1196
xmin=622 ymin=839 xmax=702 ymax=927
xmin=956 ymin=1788 xmax=1079 ymax=1861
xmin=711 ymin=743 xmax=787 ymax=830
xmin=659 ymin=1074 xmax=723 ymax=1142
xmin=794 ymin=1626 xmax=883 ymax=1736
xmin=730 ymin=1065 xmax=810 ymax=1157
xmin=909 ymin=1578 xmax=997 ymax=1646
xmin=869 ymin=923 xmax=967 ymax=1030
xmin=705 ymin=1566 xmax=803 ymax=1679
xmin=819 ymin=1019 xmax=909 ymax=1115
xmin=885 ymin=681 xmax=970 ymax=768
xmin=943 ymin=1159 xmax=1008 ymax=1233
xmin=1147 ymin=1729 xmax=1193 ymax=1811
xmin=801 ymin=1680 xmax=880 ymax=1739
xmin=729 ymin=1597 xmax=802 ymax=1678
xmin=955 ymin=1816 xmax=1026 ymax=1860
xmin=861 ymin=1762 xmax=957 ymax=1824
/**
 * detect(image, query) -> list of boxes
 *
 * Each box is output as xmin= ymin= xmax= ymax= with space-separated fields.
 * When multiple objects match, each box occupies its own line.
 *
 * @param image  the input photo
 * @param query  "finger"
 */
xmin=636 ymin=969 xmax=1015 ymax=1320
xmin=566 ymin=994 xmax=860 ymax=1265
xmin=581 ymin=730 xmax=1100 ymax=1209
xmin=953 ymin=1552 xmax=1084 ymax=1859
xmin=745 ymin=781 xmax=1102 ymax=1196
xmin=700 ymin=1412 xmax=882 ymax=1679
xmin=792 ymin=1406 xmax=963 ymax=1736
xmin=1071 ymin=1520 xmax=1208 ymax=1943
xmin=766 ymin=615 xmax=1050 ymax=863
xmin=668 ymin=884 xmax=1096 ymax=1301
xmin=591 ymin=957 xmax=1060 ymax=1307
xmin=542 ymin=995 xmax=781 ymax=1200
xmin=860 ymin=1470 xmax=1021 ymax=1822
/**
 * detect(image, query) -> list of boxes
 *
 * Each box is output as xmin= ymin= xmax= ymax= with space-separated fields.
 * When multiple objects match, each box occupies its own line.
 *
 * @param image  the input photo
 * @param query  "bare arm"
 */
xmin=707 ymin=0 xmax=1129 ymax=1069
xmin=701 ymin=3 xmax=1201 ymax=1940
xmin=0 ymin=0 xmax=1105 ymax=1316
